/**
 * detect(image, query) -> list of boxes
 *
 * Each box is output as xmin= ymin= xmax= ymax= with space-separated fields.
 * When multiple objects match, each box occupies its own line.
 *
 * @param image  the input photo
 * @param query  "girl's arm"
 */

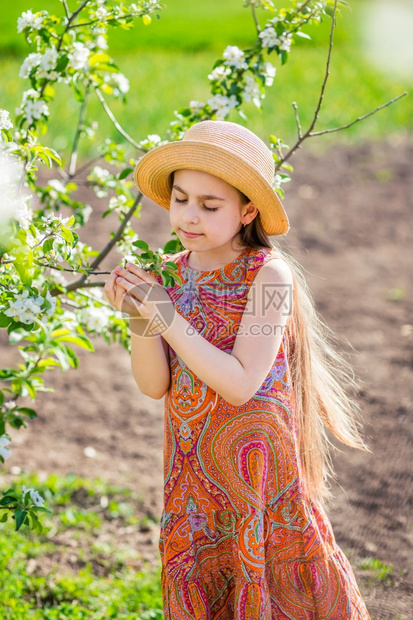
xmin=115 ymin=258 xmax=292 ymax=406
xmin=130 ymin=326 xmax=170 ymax=399
xmin=162 ymin=259 xmax=292 ymax=405
xmin=104 ymin=266 xmax=170 ymax=400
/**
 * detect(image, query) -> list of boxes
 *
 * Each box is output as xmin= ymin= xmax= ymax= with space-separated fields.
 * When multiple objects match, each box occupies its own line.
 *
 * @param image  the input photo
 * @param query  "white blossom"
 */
xmin=139 ymin=133 xmax=165 ymax=150
xmin=24 ymin=99 xmax=49 ymax=124
xmin=13 ymin=195 xmax=33 ymax=230
xmin=207 ymin=94 xmax=239 ymax=121
xmin=49 ymin=269 xmax=68 ymax=287
xmin=0 ymin=148 xmax=33 ymax=229
xmin=68 ymin=42 xmax=91 ymax=71
xmin=17 ymin=10 xmax=45 ymax=33
xmin=82 ymin=204 xmax=93 ymax=223
xmin=48 ymin=179 xmax=67 ymax=198
xmin=130 ymin=3 xmax=139 ymax=13
xmin=263 ymin=62 xmax=276 ymax=86
xmin=242 ymin=74 xmax=261 ymax=106
xmin=60 ymin=309 xmax=77 ymax=322
xmin=3 ymin=288 xmax=57 ymax=325
xmin=0 ymin=436 xmax=11 ymax=460
xmin=37 ymin=46 xmax=58 ymax=79
xmin=208 ymin=65 xmax=231 ymax=81
xmin=107 ymin=72 xmax=130 ymax=95
xmin=88 ymin=165 xmax=111 ymax=184
xmin=41 ymin=213 xmax=70 ymax=226
xmin=4 ymin=400 xmax=16 ymax=410
xmin=259 ymin=26 xmax=279 ymax=49
xmin=79 ymin=305 xmax=113 ymax=333
xmin=189 ymin=100 xmax=205 ymax=111
xmin=222 ymin=45 xmax=248 ymax=70
xmin=96 ymin=35 xmax=108 ymax=50
xmin=22 ymin=484 xmax=45 ymax=507
xmin=19 ymin=53 xmax=42 ymax=79
xmin=273 ymin=174 xmax=283 ymax=190
xmin=4 ymin=290 xmax=44 ymax=325
xmin=68 ymin=240 xmax=86 ymax=262
xmin=15 ymin=90 xmax=49 ymax=125
xmin=95 ymin=6 xmax=108 ymax=20
xmin=0 ymin=109 xmax=13 ymax=131
xmin=109 ymin=194 xmax=129 ymax=213
xmin=279 ymin=32 xmax=292 ymax=52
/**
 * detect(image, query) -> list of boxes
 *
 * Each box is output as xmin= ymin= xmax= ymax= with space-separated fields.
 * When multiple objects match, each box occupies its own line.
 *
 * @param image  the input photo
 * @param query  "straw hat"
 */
xmin=134 ymin=120 xmax=289 ymax=236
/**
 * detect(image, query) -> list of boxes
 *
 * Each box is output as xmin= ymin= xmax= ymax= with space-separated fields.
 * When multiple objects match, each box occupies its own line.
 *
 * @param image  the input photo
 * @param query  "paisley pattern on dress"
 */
xmin=149 ymin=247 xmax=370 ymax=620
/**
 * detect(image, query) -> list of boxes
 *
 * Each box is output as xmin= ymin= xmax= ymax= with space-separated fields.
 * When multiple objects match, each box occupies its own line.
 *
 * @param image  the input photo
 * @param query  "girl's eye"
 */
xmin=174 ymin=197 xmax=218 ymax=212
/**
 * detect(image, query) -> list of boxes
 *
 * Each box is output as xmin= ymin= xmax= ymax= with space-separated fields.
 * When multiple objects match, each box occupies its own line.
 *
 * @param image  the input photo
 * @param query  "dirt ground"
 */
xmin=1 ymin=137 xmax=412 ymax=619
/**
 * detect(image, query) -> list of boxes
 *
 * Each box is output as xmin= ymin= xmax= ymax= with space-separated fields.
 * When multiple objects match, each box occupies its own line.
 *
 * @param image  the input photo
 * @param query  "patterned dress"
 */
xmin=150 ymin=246 xmax=370 ymax=620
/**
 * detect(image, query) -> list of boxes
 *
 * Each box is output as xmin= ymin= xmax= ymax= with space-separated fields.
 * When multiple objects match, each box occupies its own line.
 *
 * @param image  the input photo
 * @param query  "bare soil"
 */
xmin=1 ymin=138 xmax=412 ymax=619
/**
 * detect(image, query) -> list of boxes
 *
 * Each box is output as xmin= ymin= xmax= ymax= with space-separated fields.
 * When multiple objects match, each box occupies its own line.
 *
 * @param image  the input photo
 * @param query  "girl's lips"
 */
xmin=181 ymin=230 xmax=203 ymax=238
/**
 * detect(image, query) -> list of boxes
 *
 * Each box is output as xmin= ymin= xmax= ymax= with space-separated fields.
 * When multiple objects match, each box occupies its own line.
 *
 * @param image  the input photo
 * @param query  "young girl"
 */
xmin=104 ymin=120 xmax=371 ymax=619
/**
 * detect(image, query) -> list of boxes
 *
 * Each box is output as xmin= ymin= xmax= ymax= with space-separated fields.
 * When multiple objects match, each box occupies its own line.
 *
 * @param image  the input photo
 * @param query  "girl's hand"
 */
xmin=104 ymin=262 xmax=174 ymax=332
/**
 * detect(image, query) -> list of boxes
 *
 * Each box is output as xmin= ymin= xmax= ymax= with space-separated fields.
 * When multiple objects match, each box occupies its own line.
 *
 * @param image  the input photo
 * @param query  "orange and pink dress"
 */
xmin=150 ymin=246 xmax=370 ymax=620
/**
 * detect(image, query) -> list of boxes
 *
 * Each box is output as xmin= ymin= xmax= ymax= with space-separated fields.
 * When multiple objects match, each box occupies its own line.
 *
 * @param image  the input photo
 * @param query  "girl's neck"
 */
xmin=186 ymin=245 xmax=247 ymax=272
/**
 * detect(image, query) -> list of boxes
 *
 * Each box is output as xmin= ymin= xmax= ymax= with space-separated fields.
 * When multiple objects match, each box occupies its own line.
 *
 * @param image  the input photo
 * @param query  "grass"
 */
xmin=0 ymin=472 xmax=162 ymax=618
xmin=0 ymin=0 xmax=411 ymax=164
xmin=357 ymin=556 xmax=395 ymax=587
xmin=0 ymin=0 xmax=353 ymax=56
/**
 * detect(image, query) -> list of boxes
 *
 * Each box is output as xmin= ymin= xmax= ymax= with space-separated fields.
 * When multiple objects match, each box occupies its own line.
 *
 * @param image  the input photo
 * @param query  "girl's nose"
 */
xmin=182 ymin=203 xmax=200 ymax=224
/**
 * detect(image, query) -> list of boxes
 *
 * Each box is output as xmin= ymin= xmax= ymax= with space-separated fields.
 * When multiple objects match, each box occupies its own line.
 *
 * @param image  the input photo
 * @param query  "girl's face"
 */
xmin=169 ymin=169 xmax=257 ymax=255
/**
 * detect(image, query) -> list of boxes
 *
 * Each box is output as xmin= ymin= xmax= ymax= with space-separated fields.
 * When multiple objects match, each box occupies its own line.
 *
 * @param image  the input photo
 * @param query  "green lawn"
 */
xmin=0 ymin=472 xmax=163 ymax=618
xmin=1 ymin=1 xmax=411 ymax=161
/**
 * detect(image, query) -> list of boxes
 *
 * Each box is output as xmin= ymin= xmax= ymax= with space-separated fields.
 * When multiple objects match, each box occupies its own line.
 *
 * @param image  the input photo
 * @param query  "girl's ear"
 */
xmin=241 ymin=202 xmax=259 ymax=226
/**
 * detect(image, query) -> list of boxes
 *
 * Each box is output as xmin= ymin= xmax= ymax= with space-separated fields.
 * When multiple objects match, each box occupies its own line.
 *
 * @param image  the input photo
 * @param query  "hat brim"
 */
xmin=134 ymin=141 xmax=289 ymax=236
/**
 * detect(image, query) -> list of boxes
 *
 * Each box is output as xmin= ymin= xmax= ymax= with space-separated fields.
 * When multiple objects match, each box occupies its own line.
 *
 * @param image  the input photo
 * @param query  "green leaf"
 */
xmin=42 ymin=238 xmax=54 ymax=254
xmin=0 ymin=314 xmax=12 ymax=328
xmin=17 ymin=407 xmax=38 ymax=419
xmin=0 ymin=512 xmax=8 ymax=523
xmin=132 ymin=240 xmax=149 ymax=251
xmin=55 ymin=54 xmax=69 ymax=72
xmin=119 ymin=168 xmax=133 ymax=180
xmin=165 ymin=261 xmax=178 ymax=271
xmin=36 ymin=151 xmax=52 ymax=168
xmin=44 ymin=147 xmax=62 ymax=165
xmin=0 ymin=496 xmax=17 ymax=506
xmin=53 ymin=335 xmax=94 ymax=352
xmin=89 ymin=53 xmax=112 ymax=66
xmin=14 ymin=509 xmax=29 ymax=531
xmin=51 ymin=327 xmax=71 ymax=338
xmin=295 ymin=31 xmax=311 ymax=40
xmin=65 ymin=346 xmax=79 ymax=369
xmin=51 ymin=346 xmax=71 ymax=371
xmin=60 ymin=227 xmax=74 ymax=244
xmin=162 ymin=239 xmax=181 ymax=254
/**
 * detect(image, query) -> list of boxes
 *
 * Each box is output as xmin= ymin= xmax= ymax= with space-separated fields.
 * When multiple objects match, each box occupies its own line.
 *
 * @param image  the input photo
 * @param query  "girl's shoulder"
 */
xmin=245 ymin=246 xmax=292 ymax=280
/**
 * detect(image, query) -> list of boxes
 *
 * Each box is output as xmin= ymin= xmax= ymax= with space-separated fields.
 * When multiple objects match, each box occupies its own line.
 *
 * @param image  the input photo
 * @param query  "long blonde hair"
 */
xmin=239 ymin=208 xmax=369 ymax=504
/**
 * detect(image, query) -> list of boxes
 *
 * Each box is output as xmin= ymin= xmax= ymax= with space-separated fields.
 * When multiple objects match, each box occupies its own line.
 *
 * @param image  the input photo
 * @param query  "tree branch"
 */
xmin=292 ymin=101 xmax=302 ymax=139
xmin=61 ymin=0 xmax=70 ymax=19
xmin=74 ymin=154 xmax=105 ymax=177
xmin=68 ymin=84 xmax=91 ymax=178
xmin=296 ymin=0 xmax=314 ymax=12
xmin=309 ymin=92 xmax=408 ymax=137
xmin=69 ymin=13 xmax=136 ymax=30
xmin=94 ymin=88 xmax=145 ymax=152
xmin=275 ymin=0 xmax=338 ymax=169
xmin=33 ymin=260 xmax=111 ymax=276
xmin=251 ymin=4 xmax=261 ymax=35
xmin=63 ymin=192 xmax=142 ymax=293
